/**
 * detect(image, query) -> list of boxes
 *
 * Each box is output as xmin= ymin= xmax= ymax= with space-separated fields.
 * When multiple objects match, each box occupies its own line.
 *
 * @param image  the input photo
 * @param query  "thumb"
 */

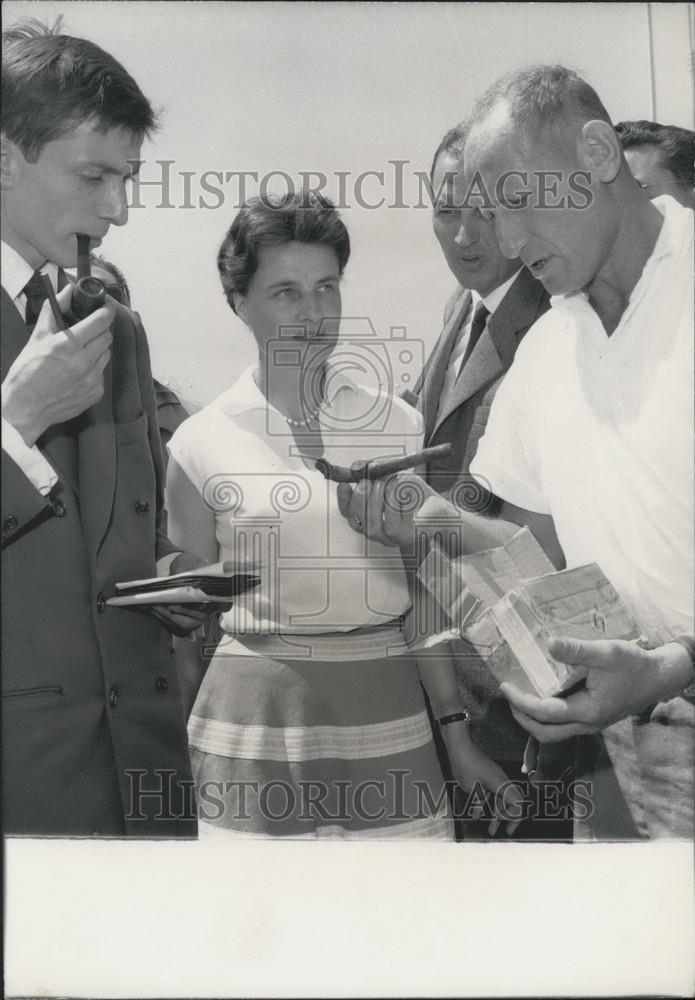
xmin=169 ymin=551 xmax=206 ymax=575
xmin=55 ymin=282 xmax=75 ymax=310
xmin=336 ymin=482 xmax=354 ymax=517
xmin=547 ymin=636 xmax=614 ymax=669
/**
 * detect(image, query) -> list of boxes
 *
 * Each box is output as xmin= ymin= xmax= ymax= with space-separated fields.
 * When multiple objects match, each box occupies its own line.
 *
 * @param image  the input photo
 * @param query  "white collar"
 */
xmin=470 ymin=267 xmax=524 ymax=317
xmin=480 ymin=267 xmax=524 ymax=314
xmin=1 ymin=240 xmax=59 ymax=300
xmin=213 ymin=363 xmax=360 ymax=419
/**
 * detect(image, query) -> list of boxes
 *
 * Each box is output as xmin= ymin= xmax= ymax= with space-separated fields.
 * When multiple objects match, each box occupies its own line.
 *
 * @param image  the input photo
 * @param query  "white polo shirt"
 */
xmin=470 ymin=196 xmax=694 ymax=644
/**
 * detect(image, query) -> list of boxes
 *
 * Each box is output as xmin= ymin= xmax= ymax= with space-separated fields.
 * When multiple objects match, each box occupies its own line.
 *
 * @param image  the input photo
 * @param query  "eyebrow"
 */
xmin=265 ymin=275 xmax=338 ymax=290
xmin=78 ymin=160 xmax=142 ymax=179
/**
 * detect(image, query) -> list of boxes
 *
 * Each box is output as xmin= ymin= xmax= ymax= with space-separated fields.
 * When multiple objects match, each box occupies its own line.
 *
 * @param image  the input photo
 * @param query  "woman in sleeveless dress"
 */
xmin=166 ymin=192 xmax=521 ymax=839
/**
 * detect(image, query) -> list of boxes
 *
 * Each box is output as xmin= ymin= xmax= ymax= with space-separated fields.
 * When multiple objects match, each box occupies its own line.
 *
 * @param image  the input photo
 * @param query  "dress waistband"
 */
xmin=214 ymin=620 xmax=411 ymax=662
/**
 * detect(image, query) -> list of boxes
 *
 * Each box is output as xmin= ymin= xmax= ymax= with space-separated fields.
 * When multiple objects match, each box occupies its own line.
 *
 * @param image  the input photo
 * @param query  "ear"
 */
xmin=232 ymin=292 xmax=247 ymax=323
xmin=0 ymin=134 xmax=22 ymax=190
xmin=576 ymin=120 xmax=622 ymax=183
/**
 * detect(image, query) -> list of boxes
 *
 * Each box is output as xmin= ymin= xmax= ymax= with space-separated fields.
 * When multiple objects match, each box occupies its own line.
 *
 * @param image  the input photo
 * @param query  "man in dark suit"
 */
xmin=1 ymin=21 xmax=219 ymax=836
xmin=412 ymin=125 xmax=564 ymax=839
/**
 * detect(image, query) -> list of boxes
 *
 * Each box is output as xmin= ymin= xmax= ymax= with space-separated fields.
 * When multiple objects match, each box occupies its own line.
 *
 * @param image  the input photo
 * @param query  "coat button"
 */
xmin=108 ymin=685 xmax=119 ymax=708
xmin=155 ymin=676 xmax=169 ymax=694
xmin=96 ymin=592 xmax=107 ymax=614
xmin=134 ymin=499 xmax=151 ymax=514
xmin=52 ymin=498 xmax=66 ymax=517
xmin=3 ymin=515 xmax=18 ymax=533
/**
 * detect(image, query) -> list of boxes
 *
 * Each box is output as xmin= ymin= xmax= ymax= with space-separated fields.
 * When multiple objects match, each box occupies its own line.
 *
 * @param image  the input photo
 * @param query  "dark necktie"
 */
xmin=22 ymin=269 xmax=69 ymax=328
xmin=23 ymin=271 xmax=49 ymax=328
xmin=458 ymin=301 xmax=490 ymax=376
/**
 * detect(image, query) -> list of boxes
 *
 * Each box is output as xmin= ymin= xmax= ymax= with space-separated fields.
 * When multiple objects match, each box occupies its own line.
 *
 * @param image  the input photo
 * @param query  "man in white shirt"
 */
xmin=338 ymin=65 xmax=694 ymax=839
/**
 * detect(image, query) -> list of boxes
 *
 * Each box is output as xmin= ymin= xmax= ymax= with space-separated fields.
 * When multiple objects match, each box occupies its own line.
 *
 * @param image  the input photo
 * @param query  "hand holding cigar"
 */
xmin=315 ymin=442 xmax=452 ymax=483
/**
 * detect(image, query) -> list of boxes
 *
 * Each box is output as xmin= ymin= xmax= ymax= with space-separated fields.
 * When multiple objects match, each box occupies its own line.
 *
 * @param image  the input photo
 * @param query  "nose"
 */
xmin=453 ymin=209 xmax=482 ymax=249
xmin=494 ymin=208 xmax=527 ymax=259
xmin=298 ymin=293 xmax=322 ymax=329
xmin=98 ymin=178 xmax=129 ymax=227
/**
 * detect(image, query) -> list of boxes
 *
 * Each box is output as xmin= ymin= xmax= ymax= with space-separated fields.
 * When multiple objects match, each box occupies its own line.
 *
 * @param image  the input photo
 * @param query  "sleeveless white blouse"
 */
xmin=168 ymin=367 xmax=423 ymax=635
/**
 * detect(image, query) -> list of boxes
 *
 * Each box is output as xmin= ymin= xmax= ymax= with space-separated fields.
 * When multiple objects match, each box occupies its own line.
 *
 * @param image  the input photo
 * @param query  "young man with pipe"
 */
xmin=1 ymin=21 xmax=222 ymax=836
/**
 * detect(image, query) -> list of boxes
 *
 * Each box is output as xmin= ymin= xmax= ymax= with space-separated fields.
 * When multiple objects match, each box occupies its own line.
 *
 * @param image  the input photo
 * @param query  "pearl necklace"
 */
xmin=253 ymin=370 xmax=321 ymax=428
xmin=285 ymin=402 xmax=322 ymax=428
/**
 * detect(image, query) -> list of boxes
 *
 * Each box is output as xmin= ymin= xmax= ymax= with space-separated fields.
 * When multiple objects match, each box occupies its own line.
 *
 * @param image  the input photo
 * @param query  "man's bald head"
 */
xmin=468 ymin=64 xmax=613 ymax=147
xmin=460 ymin=65 xmax=651 ymax=298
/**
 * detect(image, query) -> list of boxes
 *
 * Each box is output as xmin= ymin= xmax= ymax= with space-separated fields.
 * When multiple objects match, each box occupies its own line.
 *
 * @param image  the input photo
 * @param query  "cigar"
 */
xmin=315 ymin=442 xmax=452 ymax=483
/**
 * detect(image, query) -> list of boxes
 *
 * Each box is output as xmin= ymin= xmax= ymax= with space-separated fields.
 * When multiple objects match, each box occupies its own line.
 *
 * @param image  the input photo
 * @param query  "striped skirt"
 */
xmin=188 ymin=623 xmax=454 ymax=839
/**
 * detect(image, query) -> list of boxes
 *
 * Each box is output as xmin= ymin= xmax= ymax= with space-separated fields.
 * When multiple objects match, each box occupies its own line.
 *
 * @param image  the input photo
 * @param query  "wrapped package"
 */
xmin=465 ymin=563 xmax=641 ymax=697
xmin=417 ymin=527 xmax=641 ymax=698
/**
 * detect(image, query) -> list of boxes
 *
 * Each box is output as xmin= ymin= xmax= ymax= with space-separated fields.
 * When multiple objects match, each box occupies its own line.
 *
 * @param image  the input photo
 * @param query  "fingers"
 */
xmin=478 ymin=783 xmax=525 ymax=838
xmin=336 ymin=480 xmax=392 ymax=545
xmin=508 ymin=704 xmax=590 ymax=742
xmin=363 ymin=478 xmax=389 ymax=540
xmin=68 ymin=305 xmax=115 ymax=348
xmin=498 ymin=781 xmax=526 ymax=836
xmin=501 ymin=682 xmax=571 ymax=722
xmin=482 ymin=767 xmax=527 ymax=837
xmin=33 ymin=285 xmax=114 ymax=346
xmin=547 ymin=636 xmax=630 ymax=670
xmin=149 ymin=603 xmax=218 ymax=637
xmin=501 ymin=679 xmax=597 ymax=727
xmin=336 ymin=482 xmax=354 ymax=520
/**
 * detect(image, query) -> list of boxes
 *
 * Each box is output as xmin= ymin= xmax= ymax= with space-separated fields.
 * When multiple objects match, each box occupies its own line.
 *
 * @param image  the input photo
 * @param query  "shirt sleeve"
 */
xmin=2 ymin=419 xmax=58 ymax=497
xmin=468 ymin=349 xmax=551 ymax=515
xmin=166 ymin=412 xmax=208 ymax=493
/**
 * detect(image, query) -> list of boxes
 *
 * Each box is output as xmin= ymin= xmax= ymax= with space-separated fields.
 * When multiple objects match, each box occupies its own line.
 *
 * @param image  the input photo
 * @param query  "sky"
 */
xmin=4 ymin=1 xmax=693 ymax=408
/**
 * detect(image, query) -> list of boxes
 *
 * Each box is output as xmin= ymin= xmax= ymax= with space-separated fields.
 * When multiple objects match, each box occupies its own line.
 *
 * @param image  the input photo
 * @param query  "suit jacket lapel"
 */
xmin=431 ymin=268 xmax=546 ymax=433
xmin=76 ymin=342 xmax=116 ymax=559
xmin=56 ymin=268 xmax=116 ymax=557
xmin=420 ymin=288 xmax=471 ymax=443
xmin=1 ymin=288 xmax=29 ymax=379
xmin=432 ymin=329 xmax=504 ymax=432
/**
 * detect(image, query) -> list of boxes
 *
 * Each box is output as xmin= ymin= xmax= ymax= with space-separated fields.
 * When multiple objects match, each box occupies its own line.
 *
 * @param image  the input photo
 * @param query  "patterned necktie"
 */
xmin=458 ymin=301 xmax=490 ymax=375
xmin=23 ymin=271 xmax=49 ymax=328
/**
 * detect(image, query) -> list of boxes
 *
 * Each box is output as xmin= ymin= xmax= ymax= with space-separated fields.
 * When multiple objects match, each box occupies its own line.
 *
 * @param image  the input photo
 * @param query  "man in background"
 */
xmin=413 ymin=124 xmax=562 ymax=839
xmin=615 ymin=119 xmax=695 ymax=208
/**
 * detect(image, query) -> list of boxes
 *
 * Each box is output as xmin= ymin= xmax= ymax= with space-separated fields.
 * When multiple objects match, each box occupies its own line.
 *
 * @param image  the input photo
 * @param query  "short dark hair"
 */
xmin=2 ymin=17 xmax=157 ymax=161
xmin=615 ymin=120 xmax=694 ymax=187
xmin=218 ymin=192 xmax=351 ymax=313
xmin=91 ymin=254 xmax=131 ymax=307
xmin=430 ymin=123 xmax=468 ymax=182
xmin=469 ymin=64 xmax=612 ymax=139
